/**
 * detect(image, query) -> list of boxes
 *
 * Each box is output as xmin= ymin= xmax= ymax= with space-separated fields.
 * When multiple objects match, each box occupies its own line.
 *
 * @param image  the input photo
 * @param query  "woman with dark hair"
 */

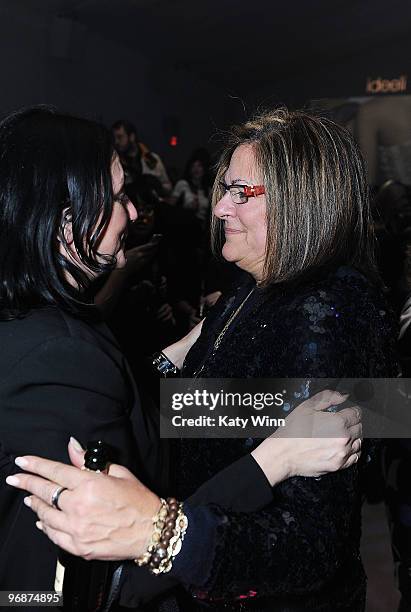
xmin=0 ymin=106 xmax=363 ymax=610
xmin=171 ymin=155 xmax=211 ymax=226
xmin=0 ymin=105 xmax=154 ymax=594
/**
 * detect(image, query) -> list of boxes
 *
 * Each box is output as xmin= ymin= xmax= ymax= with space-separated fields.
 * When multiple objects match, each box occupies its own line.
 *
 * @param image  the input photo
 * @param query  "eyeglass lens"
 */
xmin=220 ymin=182 xmax=248 ymax=204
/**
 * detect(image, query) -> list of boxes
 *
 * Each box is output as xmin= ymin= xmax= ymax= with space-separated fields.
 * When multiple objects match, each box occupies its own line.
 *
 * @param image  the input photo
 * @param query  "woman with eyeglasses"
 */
xmin=7 ymin=109 xmax=398 ymax=612
xmin=159 ymin=109 xmax=398 ymax=610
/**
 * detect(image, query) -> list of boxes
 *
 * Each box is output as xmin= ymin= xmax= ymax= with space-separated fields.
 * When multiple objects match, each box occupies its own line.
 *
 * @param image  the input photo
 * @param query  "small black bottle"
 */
xmin=61 ymin=441 xmax=120 ymax=612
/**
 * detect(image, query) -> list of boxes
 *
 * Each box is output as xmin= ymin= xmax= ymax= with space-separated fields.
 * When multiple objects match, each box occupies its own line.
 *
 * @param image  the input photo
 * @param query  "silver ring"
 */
xmin=354 ymin=452 xmax=359 ymax=463
xmin=51 ymin=486 xmax=68 ymax=511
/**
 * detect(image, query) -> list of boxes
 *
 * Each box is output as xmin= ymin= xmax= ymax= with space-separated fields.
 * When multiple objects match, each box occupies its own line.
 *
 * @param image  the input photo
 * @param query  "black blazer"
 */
xmin=0 ymin=306 xmax=163 ymax=591
xmin=0 ymin=307 xmax=271 ymax=602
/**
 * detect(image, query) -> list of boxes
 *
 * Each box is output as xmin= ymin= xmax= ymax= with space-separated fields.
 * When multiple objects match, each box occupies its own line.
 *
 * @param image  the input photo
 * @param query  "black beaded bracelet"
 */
xmin=152 ymin=352 xmax=179 ymax=378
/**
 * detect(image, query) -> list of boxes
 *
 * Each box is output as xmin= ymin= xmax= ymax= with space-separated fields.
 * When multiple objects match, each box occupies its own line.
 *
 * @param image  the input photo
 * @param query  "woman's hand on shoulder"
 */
xmin=252 ymin=390 xmax=362 ymax=485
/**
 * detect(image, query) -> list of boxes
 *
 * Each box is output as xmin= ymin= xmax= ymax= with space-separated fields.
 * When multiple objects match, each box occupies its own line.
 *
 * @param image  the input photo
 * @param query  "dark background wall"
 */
xmin=1 ymin=0 xmax=411 ymax=169
xmin=0 ymin=2 xmax=230 ymax=168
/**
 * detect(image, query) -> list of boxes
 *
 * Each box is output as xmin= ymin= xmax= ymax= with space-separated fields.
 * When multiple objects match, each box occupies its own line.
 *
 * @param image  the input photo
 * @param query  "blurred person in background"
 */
xmin=112 ymin=119 xmax=172 ymax=197
xmin=387 ymin=245 xmax=411 ymax=612
xmin=171 ymin=154 xmax=211 ymax=227
xmin=169 ymin=151 xmax=214 ymax=329
xmin=355 ymin=97 xmax=411 ymax=188
xmin=96 ymin=199 xmax=178 ymax=388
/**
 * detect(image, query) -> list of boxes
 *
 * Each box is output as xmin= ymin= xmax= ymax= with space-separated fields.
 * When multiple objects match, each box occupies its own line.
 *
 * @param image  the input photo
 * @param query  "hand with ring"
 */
xmin=51 ymin=486 xmax=68 ymax=511
xmin=6 ymin=441 xmax=161 ymax=562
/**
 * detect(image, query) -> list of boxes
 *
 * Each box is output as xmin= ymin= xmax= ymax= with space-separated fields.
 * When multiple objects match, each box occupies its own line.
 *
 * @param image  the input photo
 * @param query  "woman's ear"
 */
xmin=57 ymin=207 xmax=88 ymax=288
xmin=57 ymin=207 xmax=80 ymax=272
xmin=58 ymin=207 xmax=73 ymax=246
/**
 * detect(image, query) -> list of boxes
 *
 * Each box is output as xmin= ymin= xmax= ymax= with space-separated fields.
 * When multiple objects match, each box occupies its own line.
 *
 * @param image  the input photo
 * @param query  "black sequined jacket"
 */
xmin=173 ymin=265 xmax=399 ymax=611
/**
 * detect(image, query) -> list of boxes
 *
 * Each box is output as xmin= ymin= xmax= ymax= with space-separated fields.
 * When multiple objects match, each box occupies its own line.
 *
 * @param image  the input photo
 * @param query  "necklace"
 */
xmin=192 ymin=287 xmax=255 ymax=378
xmin=213 ymin=288 xmax=255 ymax=350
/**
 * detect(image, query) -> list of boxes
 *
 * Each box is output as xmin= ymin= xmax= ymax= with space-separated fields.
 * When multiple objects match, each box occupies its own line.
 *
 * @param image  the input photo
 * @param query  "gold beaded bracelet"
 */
xmin=134 ymin=497 xmax=188 ymax=574
xmin=134 ymin=498 xmax=169 ymax=567
xmin=150 ymin=502 xmax=188 ymax=574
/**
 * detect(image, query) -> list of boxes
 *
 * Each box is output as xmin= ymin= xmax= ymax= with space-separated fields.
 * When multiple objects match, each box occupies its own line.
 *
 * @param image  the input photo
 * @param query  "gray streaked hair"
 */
xmin=211 ymin=108 xmax=376 ymax=286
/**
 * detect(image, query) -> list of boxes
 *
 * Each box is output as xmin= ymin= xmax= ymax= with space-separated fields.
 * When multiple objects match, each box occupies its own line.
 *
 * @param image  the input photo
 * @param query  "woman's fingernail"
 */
xmin=6 ymin=475 xmax=20 ymax=487
xmin=23 ymin=496 xmax=32 ymax=507
xmin=69 ymin=436 xmax=84 ymax=452
xmin=36 ymin=521 xmax=43 ymax=531
xmin=15 ymin=457 xmax=28 ymax=468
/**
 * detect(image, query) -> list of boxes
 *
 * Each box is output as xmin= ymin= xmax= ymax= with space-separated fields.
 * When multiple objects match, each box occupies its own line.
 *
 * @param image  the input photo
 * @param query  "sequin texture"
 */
xmin=177 ymin=266 xmax=399 ymax=611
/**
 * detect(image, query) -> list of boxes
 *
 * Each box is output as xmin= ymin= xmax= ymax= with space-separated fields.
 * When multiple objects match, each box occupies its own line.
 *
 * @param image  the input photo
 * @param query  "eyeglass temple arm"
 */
xmin=243 ymin=185 xmax=265 ymax=197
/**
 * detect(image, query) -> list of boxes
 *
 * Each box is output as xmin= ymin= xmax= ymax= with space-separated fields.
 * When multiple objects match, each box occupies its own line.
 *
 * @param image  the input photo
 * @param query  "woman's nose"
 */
xmin=214 ymin=192 xmax=236 ymax=219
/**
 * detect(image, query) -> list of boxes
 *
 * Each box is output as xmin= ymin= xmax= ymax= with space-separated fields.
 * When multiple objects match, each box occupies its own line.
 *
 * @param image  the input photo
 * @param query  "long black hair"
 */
xmin=0 ymin=106 xmax=116 ymax=319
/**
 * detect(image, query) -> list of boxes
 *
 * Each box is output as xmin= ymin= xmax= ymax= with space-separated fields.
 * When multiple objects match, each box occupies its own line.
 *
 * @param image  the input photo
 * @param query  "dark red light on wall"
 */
xmin=169 ymin=135 xmax=178 ymax=146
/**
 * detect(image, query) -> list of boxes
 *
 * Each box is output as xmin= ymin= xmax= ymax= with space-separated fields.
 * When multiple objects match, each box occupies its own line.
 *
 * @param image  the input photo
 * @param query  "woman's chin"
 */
xmin=221 ymin=244 xmax=239 ymax=263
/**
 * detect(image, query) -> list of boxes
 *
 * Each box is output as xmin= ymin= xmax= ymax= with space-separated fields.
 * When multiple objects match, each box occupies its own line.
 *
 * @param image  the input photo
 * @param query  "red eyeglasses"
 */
xmin=219 ymin=181 xmax=265 ymax=204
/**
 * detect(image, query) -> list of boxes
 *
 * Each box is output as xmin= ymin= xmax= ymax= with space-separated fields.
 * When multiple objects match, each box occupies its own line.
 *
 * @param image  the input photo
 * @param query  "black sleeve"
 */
xmin=186 ymin=453 xmax=272 ymax=510
xmin=0 ymin=336 xmax=141 ymax=592
xmin=119 ymin=453 xmax=273 ymax=608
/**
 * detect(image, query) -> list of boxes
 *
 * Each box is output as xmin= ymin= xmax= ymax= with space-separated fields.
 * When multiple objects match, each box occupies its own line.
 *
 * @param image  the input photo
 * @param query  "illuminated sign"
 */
xmin=366 ymin=75 xmax=407 ymax=94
